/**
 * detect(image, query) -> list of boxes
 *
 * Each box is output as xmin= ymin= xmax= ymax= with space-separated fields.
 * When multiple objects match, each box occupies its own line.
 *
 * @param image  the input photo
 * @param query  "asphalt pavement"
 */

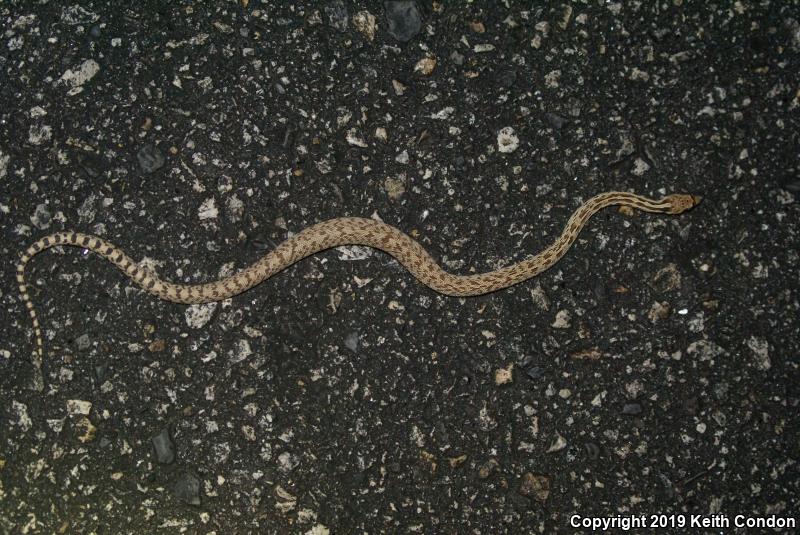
xmin=1 ymin=2 xmax=798 ymax=533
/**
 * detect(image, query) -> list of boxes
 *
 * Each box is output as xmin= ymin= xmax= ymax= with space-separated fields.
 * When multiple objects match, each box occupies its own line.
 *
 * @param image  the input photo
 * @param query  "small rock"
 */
xmin=346 ymin=129 xmax=368 ymax=147
xmin=469 ymin=21 xmax=486 ymax=33
xmin=551 ymin=309 xmax=571 ymax=329
xmin=632 ymin=157 xmax=651 ymax=176
xmin=384 ymin=0 xmax=422 ymax=43
xmin=75 ymin=417 xmax=97 ymax=443
xmin=228 ymin=339 xmax=252 ymax=365
xmin=530 ymin=284 xmax=550 ymax=310
xmin=197 ymin=197 xmax=218 ymax=220
xmin=747 ymin=336 xmax=770 ymax=370
xmin=94 ymin=364 xmax=108 ymax=382
xmin=477 ymin=459 xmax=499 ymax=479
xmin=59 ymin=59 xmax=100 ymax=90
xmin=497 ymin=127 xmax=519 ymax=153
xmin=213 ymin=21 xmax=234 ymax=34
xmin=558 ymin=5 xmax=572 ymax=30
xmin=344 ymin=332 xmax=359 ymax=353
xmin=650 ymin=263 xmax=682 ymax=293
xmin=428 ymin=109 xmax=455 ymax=124
xmin=28 ymin=124 xmax=53 ymax=145
xmin=478 ymin=405 xmax=498 ymax=432
xmin=494 ymin=363 xmax=514 ymax=385
xmin=185 ymin=303 xmax=217 ymax=329
xmin=647 ymin=302 xmax=670 ymax=323
xmin=352 ymin=10 xmax=376 ymax=41
xmin=226 ymin=194 xmax=244 ymax=223
xmin=535 ymin=21 xmax=551 ymax=37
xmin=570 ymin=348 xmax=602 ymax=360
xmin=622 ymin=402 xmax=643 ymax=415
xmin=275 ymin=485 xmax=297 ymax=513
xmin=74 ymin=333 xmax=92 ymax=351
xmin=584 ymin=442 xmax=600 ymax=460
xmin=148 ymin=339 xmax=166 ymax=352
xmin=524 ymin=365 xmax=545 ymax=380
xmin=137 ymin=144 xmax=165 ymax=173
xmin=384 ymin=177 xmax=406 ymax=200
xmin=544 ymin=69 xmax=561 ymax=88
xmin=174 ymin=471 xmax=201 ymax=505
xmin=546 ymin=434 xmax=567 ymax=453
xmin=448 ymin=454 xmax=467 ymax=468
xmin=414 ymin=56 xmax=437 ymax=75
xmin=696 ymin=422 xmax=707 ymax=434
xmin=31 ymin=203 xmax=52 ymax=230
xmin=519 ymin=473 xmax=551 ymax=502
xmin=66 ymin=399 xmax=92 ymax=415
xmin=324 ymin=1 xmax=348 ymax=31
xmin=152 ymin=427 xmax=176 ymax=464
xmin=0 ymin=149 xmax=8 ymax=179
xmin=12 ymin=401 xmax=32 ymax=432
xmin=278 ymin=451 xmax=300 ymax=473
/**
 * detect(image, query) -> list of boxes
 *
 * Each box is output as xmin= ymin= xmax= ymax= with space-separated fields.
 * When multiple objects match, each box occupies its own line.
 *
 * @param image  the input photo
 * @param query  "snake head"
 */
xmin=664 ymin=194 xmax=702 ymax=214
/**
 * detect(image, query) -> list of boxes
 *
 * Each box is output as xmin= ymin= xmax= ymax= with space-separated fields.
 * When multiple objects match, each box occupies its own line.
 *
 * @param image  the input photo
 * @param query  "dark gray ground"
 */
xmin=1 ymin=1 xmax=798 ymax=533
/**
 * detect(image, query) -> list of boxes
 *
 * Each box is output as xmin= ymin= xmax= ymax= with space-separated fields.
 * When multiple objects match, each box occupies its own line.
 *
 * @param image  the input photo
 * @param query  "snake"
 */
xmin=16 ymin=191 xmax=699 ymax=390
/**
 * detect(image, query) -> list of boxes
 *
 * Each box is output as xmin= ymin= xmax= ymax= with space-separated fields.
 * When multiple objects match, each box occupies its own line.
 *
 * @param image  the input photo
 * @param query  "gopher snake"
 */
xmin=17 ymin=191 xmax=699 ymax=389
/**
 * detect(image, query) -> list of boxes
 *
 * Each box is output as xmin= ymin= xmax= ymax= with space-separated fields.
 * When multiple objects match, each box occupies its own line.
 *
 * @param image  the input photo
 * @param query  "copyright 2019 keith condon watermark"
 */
xmin=570 ymin=513 xmax=796 ymax=531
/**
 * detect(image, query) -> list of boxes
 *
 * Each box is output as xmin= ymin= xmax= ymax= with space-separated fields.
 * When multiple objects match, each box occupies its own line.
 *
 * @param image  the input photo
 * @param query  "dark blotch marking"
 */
xmin=81 ymin=236 xmax=90 ymax=246
xmin=146 ymin=279 xmax=156 ymax=289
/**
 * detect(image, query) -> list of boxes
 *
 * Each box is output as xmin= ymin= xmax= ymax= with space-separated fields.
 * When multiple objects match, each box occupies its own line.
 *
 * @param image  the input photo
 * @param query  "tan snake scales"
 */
xmin=17 ymin=191 xmax=699 ymax=390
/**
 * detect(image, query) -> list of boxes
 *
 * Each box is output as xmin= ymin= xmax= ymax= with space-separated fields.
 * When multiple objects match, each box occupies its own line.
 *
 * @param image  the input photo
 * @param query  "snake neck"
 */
xmin=522 ymin=192 xmax=674 ymax=279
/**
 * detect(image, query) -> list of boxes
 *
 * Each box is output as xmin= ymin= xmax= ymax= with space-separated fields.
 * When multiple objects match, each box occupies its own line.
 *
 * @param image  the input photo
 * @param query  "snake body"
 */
xmin=16 ymin=191 xmax=699 ymax=389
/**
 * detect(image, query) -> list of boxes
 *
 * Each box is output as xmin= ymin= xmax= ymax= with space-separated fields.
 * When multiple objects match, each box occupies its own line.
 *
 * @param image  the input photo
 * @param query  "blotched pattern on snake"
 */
xmin=16 ymin=191 xmax=699 ymax=390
